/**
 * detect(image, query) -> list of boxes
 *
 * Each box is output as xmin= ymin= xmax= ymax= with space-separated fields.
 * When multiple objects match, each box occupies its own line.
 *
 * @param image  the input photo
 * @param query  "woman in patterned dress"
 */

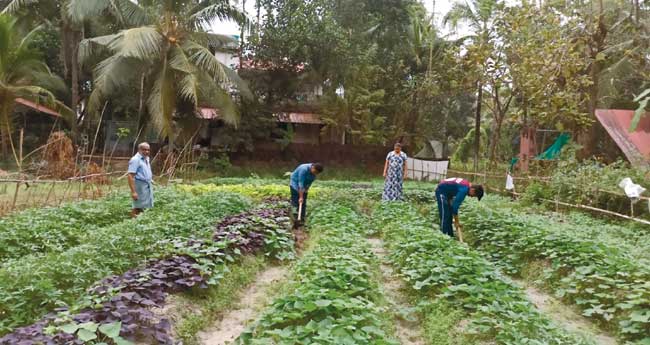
xmin=382 ymin=143 xmax=408 ymax=201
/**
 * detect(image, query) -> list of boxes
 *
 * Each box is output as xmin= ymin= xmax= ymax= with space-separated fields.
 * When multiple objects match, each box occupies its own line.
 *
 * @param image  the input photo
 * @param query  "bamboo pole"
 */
xmin=483 ymin=185 xmax=650 ymax=226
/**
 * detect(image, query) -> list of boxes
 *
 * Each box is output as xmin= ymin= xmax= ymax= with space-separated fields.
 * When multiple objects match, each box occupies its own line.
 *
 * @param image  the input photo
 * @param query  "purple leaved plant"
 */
xmin=0 ymin=199 xmax=293 ymax=345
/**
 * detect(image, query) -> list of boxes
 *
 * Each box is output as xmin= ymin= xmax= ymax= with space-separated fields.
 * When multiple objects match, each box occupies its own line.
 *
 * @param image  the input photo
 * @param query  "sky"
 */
xmin=209 ymin=0 xmax=470 ymax=38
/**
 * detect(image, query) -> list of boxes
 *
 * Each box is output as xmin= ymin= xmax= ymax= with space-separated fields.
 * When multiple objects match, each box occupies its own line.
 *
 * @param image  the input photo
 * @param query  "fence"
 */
xmin=446 ymin=168 xmax=650 ymax=226
xmin=0 ymin=172 xmax=126 ymax=216
xmin=406 ymin=158 xmax=449 ymax=182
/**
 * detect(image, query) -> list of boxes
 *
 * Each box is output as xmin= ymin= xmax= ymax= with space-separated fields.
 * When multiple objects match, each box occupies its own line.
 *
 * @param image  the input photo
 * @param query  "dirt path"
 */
xmin=198 ymin=265 xmax=289 ymax=345
xmin=517 ymin=281 xmax=618 ymax=345
xmin=367 ymin=237 xmax=425 ymax=345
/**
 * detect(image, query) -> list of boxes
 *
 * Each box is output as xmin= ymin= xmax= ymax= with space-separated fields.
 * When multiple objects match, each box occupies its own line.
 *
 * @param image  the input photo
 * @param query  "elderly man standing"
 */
xmin=128 ymin=142 xmax=153 ymax=218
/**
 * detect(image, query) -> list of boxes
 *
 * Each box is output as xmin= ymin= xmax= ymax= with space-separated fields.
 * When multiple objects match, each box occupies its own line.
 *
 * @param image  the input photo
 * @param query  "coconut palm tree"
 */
xmin=0 ymin=14 xmax=72 ymax=162
xmin=78 ymin=0 xmax=250 ymax=148
xmin=2 ymin=0 xmax=146 ymax=129
xmin=444 ymin=0 xmax=502 ymax=170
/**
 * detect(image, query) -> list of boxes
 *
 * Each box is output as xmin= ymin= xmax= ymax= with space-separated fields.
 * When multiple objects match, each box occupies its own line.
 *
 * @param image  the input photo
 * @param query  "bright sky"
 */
xmin=209 ymin=0 xmax=471 ymax=38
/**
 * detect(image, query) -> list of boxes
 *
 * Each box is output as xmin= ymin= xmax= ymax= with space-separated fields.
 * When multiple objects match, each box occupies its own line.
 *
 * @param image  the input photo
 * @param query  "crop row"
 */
xmin=179 ymin=183 xmax=330 ymax=200
xmin=0 ymin=190 xmax=250 ymax=334
xmin=0 ymin=199 xmax=296 ymax=344
xmin=373 ymin=202 xmax=592 ymax=345
xmin=236 ymin=202 xmax=397 ymax=344
xmin=462 ymin=199 xmax=650 ymax=342
xmin=479 ymin=196 xmax=650 ymax=264
xmin=0 ymin=192 xmax=167 ymax=262
xmin=191 ymin=179 xmax=437 ymax=203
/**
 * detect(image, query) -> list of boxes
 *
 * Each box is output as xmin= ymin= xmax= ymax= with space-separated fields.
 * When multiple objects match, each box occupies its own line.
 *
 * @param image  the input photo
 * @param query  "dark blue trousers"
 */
xmin=290 ymin=186 xmax=308 ymax=220
xmin=435 ymin=189 xmax=454 ymax=237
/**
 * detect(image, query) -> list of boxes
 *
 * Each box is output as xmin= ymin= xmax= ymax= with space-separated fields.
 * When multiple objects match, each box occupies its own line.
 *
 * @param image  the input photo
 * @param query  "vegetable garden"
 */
xmin=0 ymin=179 xmax=648 ymax=345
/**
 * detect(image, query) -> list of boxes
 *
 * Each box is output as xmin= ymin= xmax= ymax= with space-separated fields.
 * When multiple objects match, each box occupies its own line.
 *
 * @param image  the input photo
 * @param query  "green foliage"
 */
xmin=452 ymin=127 xmax=489 ymax=163
xmin=321 ymin=62 xmax=388 ymax=145
xmin=0 ymin=189 xmax=250 ymax=334
xmin=59 ymin=321 xmax=132 ymax=344
xmin=522 ymin=159 xmax=650 ymax=219
xmin=78 ymin=1 xmax=249 ymax=144
xmin=373 ymin=202 xmax=593 ymax=345
xmin=0 ymin=13 xmax=73 ymax=149
xmin=420 ymin=300 xmax=469 ymax=345
xmin=632 ymin=89 xmax=650 ymax=131
xmin=0 ymin=193 xmax=130 ymax=261
xmin=237 ymin=203 xmax=398 ymax=344
xmin=463 ymin=198 xmax=650 ymax=342
xmin=498 ymin=4 xmax=591 ymax=130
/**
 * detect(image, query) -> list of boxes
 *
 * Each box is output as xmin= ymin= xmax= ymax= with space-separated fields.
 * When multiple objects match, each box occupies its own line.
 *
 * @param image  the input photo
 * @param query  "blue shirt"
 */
xmin=290 ymin=163 xmax=316 ymax=191
xmin=128 ymin=153 xmax=153 ymax=182
xmin=437 ymin=178 xmax=470 ymax=215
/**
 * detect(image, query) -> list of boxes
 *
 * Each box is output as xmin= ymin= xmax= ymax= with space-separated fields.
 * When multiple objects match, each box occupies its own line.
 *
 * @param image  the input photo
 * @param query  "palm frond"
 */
xmin=169 ymin=44 xmax=194 ymax=74
xmin=79 ymin=33 xmax=119 ymax=66
xmin=191 ymin=32 xmax=236 ymax=50
xmin=87 ymin=55 xmax=143 ymax=117
xmin=443 ymin=2 xmax=476 ymax=30
xmin=89 ymin=55 xmax=140 ymax=110
xmin=169 ymin=45 xmax=199 ymax=105
xmin=112 ymin=0 xmax=149 ymax=27
xmin=182 ymin=40 xmax=229 ymax=82
xmin=67 ymin=0 xmax=111 ymax=24
xmin=147 ymin=65 xmax=176 ymax=138
xmin=181 ymin=39 xmax=251 ymax=99
xmin=189 ymin=2 xmax=250 ymax=32
xmin=178 ymin=73 xmax=199 ymax=106
xmin=197 ymin=73 xmax=238 ymax=126
xmin=29 ymin=70 xmax=70 ymax=98
xmin=17 ymin=22 xmax=43 ymax=49
xmin=0 ymin=15 xmax=15 ymax=59
xmin=110 ymin=26 xmax=164 ymax=60
xmin=1 ymin=0 xmax=39 ymax=15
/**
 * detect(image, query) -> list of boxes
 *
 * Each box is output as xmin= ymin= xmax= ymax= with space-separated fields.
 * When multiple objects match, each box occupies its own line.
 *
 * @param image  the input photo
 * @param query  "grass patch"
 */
xmin=175 ymin=255 xmax=267 ymax=345
xmin=420 ymin=300 xmax=473 ymax=345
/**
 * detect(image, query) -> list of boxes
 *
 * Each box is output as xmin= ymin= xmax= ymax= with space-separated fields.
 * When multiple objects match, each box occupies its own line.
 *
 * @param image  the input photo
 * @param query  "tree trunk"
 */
xmin=579 ymin=3 xmax=607 ymax=159
xmin=240 ymin=0 xmax=246 ymax=69
xmin=489 ymin=116 xmax=503 ymax=165
xmin=473 ymin=81 xmax=482 ymax=172
xmin=0 ymin=104 xmax=9 ymax=160
xmin=61 ymin=23 xmax=82 ymax=138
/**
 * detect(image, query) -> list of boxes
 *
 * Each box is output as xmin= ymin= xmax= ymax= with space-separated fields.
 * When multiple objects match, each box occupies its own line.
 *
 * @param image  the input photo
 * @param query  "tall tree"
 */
xmin=3 ymin=0 xmax=150 ymax=127
xmin=78 ymin=0 xmax=250 ymax=148
xmin=0 ymin=14 xmax=72 ymax=161
xmin=444 ymin=0 xmax=503 ymax=170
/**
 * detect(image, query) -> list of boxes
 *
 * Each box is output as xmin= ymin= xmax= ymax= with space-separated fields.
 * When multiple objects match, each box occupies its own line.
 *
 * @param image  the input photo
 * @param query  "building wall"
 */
xmin=292 ymin=124 xmax=321 ymax=144
xmin=215 ymin=51 xmax=238 ymax=70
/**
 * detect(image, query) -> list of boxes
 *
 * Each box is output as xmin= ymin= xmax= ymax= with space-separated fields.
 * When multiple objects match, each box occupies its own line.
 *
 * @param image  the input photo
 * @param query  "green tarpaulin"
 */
xmin=536 ymin=133 xmax=570 ymax=160
xmin=510 ymin=133 xmax=570 ymax=170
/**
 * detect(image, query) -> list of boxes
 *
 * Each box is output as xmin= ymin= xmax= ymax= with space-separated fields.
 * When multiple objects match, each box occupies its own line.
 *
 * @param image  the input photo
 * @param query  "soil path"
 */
xmin=198 ymin=265 xmax=288 ymax=345
xmin=518 ymin=281 xmax=618 ymax=345
xmin=367 ymin=237 xmax=425 ymax=345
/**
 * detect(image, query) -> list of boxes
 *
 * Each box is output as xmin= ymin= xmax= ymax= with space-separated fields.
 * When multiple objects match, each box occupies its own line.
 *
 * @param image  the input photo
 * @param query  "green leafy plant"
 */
xmin=373 ymin=202 xmax=593 ymax=345
xmin=462 ymin=198 xmax=650 ymax=342
xmin=237 ymin=203 xmax=398 ymax=344
xmin=0 ymin=190 xmax=250 ymax=334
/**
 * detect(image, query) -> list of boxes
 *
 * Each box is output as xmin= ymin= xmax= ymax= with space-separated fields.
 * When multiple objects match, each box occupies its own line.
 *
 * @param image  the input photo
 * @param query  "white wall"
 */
xmin=215 ymin=51 xmax=238 ymax=69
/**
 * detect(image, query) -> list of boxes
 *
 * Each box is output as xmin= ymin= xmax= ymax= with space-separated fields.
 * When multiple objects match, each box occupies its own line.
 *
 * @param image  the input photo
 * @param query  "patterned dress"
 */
xmin=382 ymin=151 xmax=408 ymax=201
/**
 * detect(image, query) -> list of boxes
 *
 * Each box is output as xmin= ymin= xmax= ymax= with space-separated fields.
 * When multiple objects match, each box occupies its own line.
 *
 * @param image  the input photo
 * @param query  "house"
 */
xmin=595 ymin=109 xmax=650 ymax=168
xmin=11 ymin=98 xmax=66 ymax=153
xmin=274 ymin=108 xmax=345 ymax=144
